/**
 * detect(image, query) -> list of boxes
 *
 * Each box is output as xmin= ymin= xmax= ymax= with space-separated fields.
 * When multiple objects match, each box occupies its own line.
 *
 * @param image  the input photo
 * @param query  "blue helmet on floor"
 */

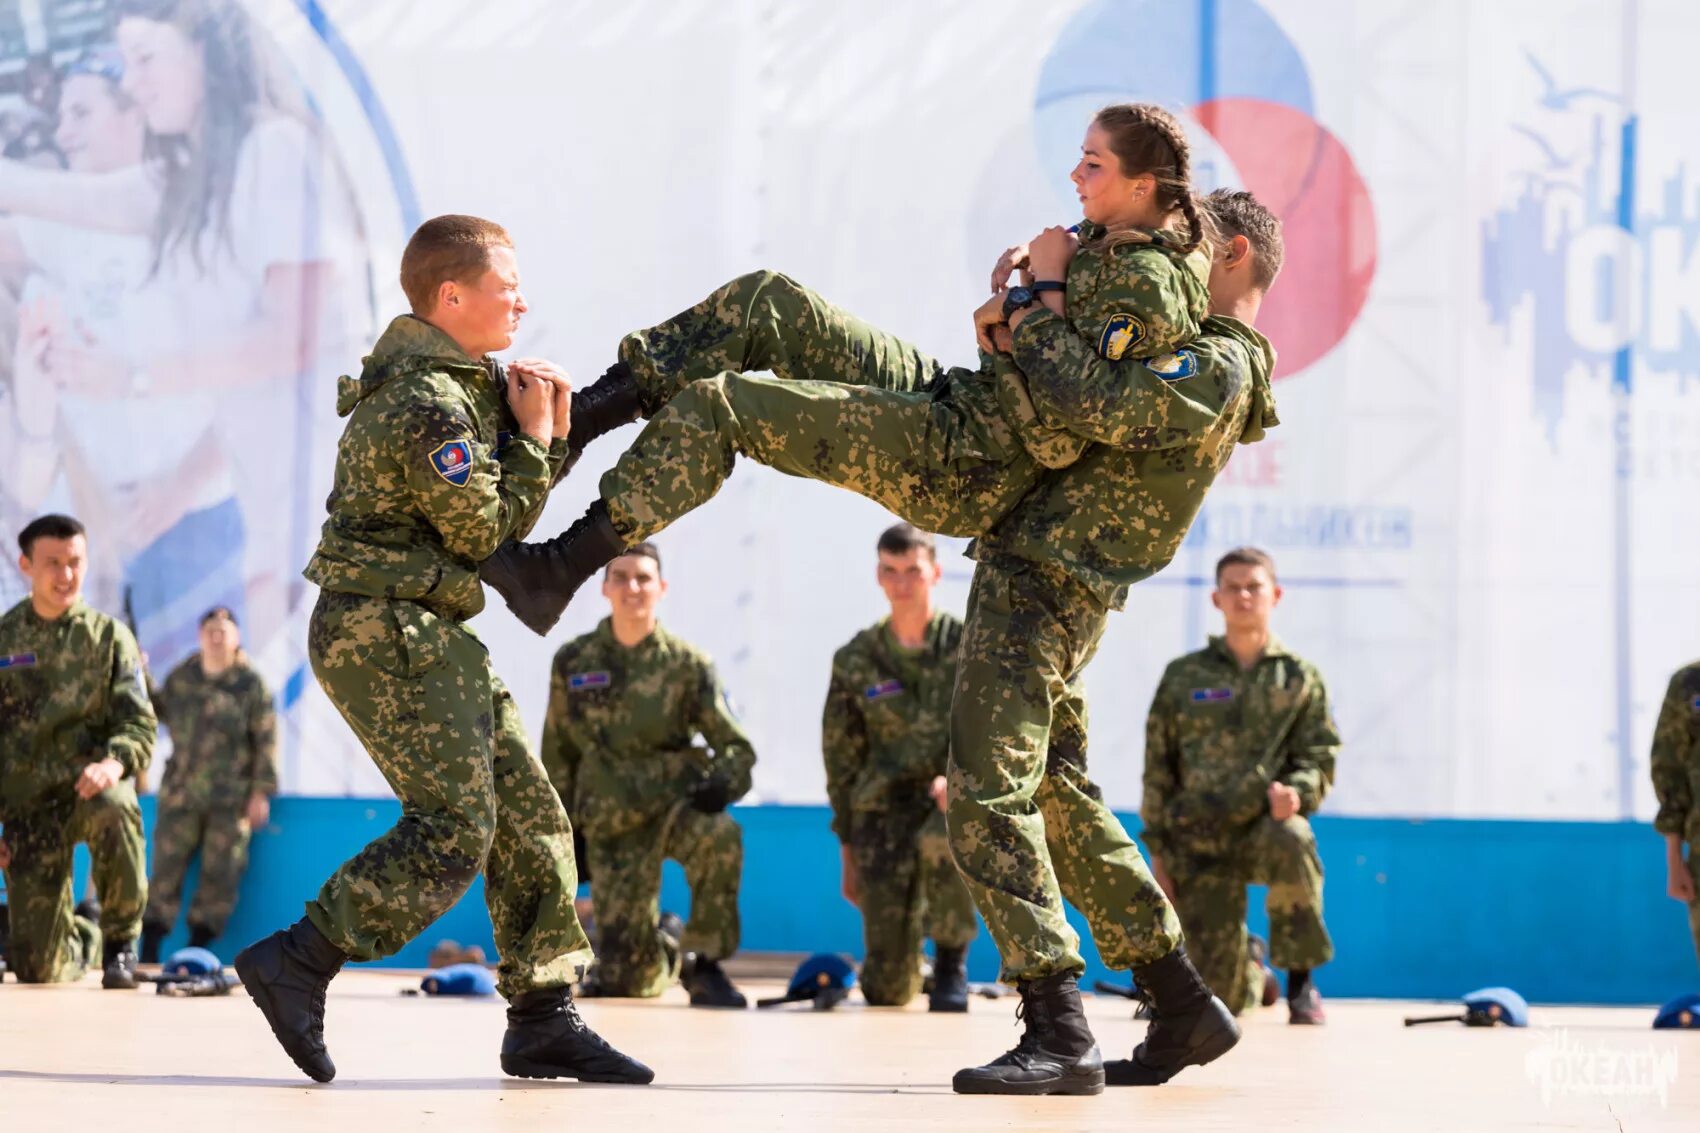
xmin=1654 ymin=993 xmax=1700 ymax=1029
xmin=421 ymin=963 xmax=496 ymax=997
xmin=757 ymin=953 xmax=857 ymax=1010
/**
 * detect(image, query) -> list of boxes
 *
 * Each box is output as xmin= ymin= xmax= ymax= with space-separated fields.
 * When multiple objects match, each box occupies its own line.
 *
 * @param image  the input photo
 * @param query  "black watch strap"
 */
xmin=1030 ymin=280 xmax=1067 ymax=294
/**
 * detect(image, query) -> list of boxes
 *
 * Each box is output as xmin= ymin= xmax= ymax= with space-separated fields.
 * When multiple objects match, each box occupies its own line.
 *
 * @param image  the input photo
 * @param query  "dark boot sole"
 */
xmin=101 ymin=971 xmax=139 ymax=990
xmin=233 ymin=945 xmax=336 ymax=1084
xmin=952 ymin=1069 xmax=1105 ymax=1096
xmin=500 ymin=1054 xmax=654 ymax=1084
xmin=928 ymin=999 xmax=969 ymax=1014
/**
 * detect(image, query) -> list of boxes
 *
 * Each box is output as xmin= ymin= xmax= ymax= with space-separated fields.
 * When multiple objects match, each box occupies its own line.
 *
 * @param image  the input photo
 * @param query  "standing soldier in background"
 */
xmin=233 ymin=216 xmax=650 ymax=1085
xmin=0 ymin=514 xmax=153 ymax=987
xmin=1651 ymin=660 xmax=1700 ymax=972
xmin=140 ymin=606 xmax=277 ymax=962
xmin=824 ymin=523 xmax=978 ymax=1011
xmin=1141 ymin=547 xmax=1338 ymax=1024
xmin=541 ymin=542 xmax=754 ymax=1009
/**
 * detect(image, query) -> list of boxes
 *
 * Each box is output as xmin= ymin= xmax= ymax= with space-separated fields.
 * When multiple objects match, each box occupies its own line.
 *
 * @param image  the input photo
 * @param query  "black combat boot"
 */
xmin=928 ymin=946 xmax=969 ymax=1014
xmin=479 ymin=501 xmax=627 ymax=636
xmin=233 ymin=917 xmax=349 ymax=1083
xmin=500 ymin=986 xmax=655 ymax=1082
xmin=1106 ymin=945 xmax=1241 ymax=1086
xmin=682 ymin=954 xmax=747 ymax=1009
xmin=139 ymin=921 xmax=169 ymax=965
xmin=188 ymin=924 xmax=217 ymax=950
xmin=101 ymin=938 xmax=140 ymax=989
xmin=566 ymin=362 xmax=643 ymax=453
xmin=952 ymin=971 xmax=1104 ymax=1095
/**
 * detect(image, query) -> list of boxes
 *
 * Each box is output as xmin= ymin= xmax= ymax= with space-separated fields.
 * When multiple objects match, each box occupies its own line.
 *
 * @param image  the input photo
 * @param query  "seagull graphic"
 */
xmin=1511 ymin=125 xmax=1573 ymax=170
xmin=1524 ymin=51 xmax=1621 ymax=110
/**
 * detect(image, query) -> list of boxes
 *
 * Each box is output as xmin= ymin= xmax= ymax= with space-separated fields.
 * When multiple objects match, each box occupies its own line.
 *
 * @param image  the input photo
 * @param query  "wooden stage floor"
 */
xmin=0 ymin=970 xmax=1692 ymax=1131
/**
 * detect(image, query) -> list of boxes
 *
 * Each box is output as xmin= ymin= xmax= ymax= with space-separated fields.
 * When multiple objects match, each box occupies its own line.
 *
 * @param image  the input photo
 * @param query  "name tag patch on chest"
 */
xmin=0 ymin=652 xmax=38 ymax=670
xmin=1098 ymin=312 xmax=1147 ymax=361
xmin=865 ymin=679 xmax=904 ymax=701
xmin=569 ymin=671 xmax=611 ymax=691
xmin=1190 ymin=687 xmax=1234 ymax=703
xmin=429 ymin=439 xmax=474 ymax=487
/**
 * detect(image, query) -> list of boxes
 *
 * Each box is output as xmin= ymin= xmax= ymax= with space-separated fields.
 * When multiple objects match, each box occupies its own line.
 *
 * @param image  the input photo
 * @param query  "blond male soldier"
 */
xmin=0 ymin=513 xmax=153 ymax=987
xmin=541 ymin=542 xmax=754 ymax=1008
xmin=824 ymin=523 xmax=978 ymax=1011
xmin=140 ymin=606 xmax=277 ymax=961
xmin=1141 ymin=547 xmax=1338 ymax=1024
xmin=233 ymin=216 xmax=650 ymax=1085
xmin=1651 ymin=660 xmax=1700 ymax=972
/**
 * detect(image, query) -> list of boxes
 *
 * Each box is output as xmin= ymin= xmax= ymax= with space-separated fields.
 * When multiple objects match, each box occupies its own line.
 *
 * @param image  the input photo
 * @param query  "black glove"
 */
xmin=689 ymin=773 xmax=735 ymax=814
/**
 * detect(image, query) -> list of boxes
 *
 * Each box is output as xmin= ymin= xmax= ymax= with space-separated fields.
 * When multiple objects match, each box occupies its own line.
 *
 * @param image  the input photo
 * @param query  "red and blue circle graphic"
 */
xmin=1036 ymin=0 xmax=1376 ymax=379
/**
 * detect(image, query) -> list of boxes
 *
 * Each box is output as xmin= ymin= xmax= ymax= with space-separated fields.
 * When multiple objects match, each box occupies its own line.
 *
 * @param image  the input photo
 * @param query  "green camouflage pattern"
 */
xmin=541 ymin=619 xmax=753 ymax=993
xmin=1650 ymin=661 xmax=1700 ymax=965
xmin=303 ymin=315 xmax=572 ymax=622
xmin=0 ymin=599 xmax=156 ymax=812
xmin=2 ymin=783 xmax=145 ymax=980
xmin=305 ymin=591 xmax=592 ymax=998
xmin=585 ymin=805 xmax=742 ymax=996
xmin=1166 ymin=816 xmax=1333 ymax=1014
xmin=1139 ymin=635 xmax=1340 ymax=862
xmin=945 ymin=560 xmax=1182 ymax=982
xmin=0 ymin=599 xmax=152 ymax=977
xmin=824 ymin=611 xmax=978 ymax=1005
xmin=973 ymin=313 xmax=1280 ymax=608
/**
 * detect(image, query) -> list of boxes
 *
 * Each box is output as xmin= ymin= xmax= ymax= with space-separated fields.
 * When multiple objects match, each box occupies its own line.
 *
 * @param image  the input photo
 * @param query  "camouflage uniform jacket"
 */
xmin=541 ymin=619 xmax=755 ymax=839
xmin=973 ymin=314 xmax=1281 ymax=608
xmin=0 ymin=599 xmax=155 ymax=818
xmin=1140 ymin=634 xmax=1340 ymax=861
xmin=153 ymin=653 xmax=278 ymax=808
xmin=304 ymin=314 xmax=574 ymax=622
xmin=989 ymin=224 xmax=1212 ymax=472
xmin=822 ymin=611 xmax=962 ymax=841
xmin=1651 ymin=661 xmax=1700 ymax=847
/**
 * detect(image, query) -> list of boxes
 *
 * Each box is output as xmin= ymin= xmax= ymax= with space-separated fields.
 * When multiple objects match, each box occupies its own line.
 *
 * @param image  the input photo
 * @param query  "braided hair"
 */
xmin=1091 ymin=103 xmax=1209 ymax=255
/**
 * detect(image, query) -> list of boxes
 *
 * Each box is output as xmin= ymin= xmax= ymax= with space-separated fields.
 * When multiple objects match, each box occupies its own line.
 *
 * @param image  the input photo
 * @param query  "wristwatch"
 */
xmin=1031 ymin=280 xmax=1067 ymax=296
xmin=1001 ymin=285 xmax=1038 ymax=321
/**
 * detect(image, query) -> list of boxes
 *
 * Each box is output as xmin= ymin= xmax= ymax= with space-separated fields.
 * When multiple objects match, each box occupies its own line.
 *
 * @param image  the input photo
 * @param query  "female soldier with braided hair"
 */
xmin=479 ymin=103 xmax=1216 ymax=635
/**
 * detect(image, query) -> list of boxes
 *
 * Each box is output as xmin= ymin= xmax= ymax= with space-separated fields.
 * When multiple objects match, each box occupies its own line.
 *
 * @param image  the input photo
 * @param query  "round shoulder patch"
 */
xmin=1098 ymin=313 xmax=1146 ymax=361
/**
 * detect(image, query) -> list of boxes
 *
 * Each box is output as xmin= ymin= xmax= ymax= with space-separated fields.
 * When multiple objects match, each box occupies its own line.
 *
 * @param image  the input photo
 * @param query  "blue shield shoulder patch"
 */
xmin=1098 ymin=313 xmax=1146 ymax=360
xmin=429 ymin=440 xmax=474 ymax=487
xmin=1691 ymin=695 xmax=1700 ymax=712
xmin=0 ymin=652 xmax=38 ymax=670
xmin=865 ymin=679 xmax=904 ymax=701
xmin=1148 ymin=349 xmax=1198 ymax=382
xmin=1190 ymin=687 xmax=1233 ymax=703
xmin=569 ymin=671 xmax=611 ymax=691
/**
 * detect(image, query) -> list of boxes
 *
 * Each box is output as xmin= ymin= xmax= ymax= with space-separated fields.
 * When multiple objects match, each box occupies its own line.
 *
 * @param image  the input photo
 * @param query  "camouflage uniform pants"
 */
xmin=947 ymin=560 xmax=1182 ymax=983
xmin=1 ymin=782 xmax=145 ymax=981
xmin=850 ymin=795 xmax=979 ymax=1006
xmin=145 ymin=796 xmax=252 ymax=937
xmin=585 ymin=804 xmax=742 ymax=997
xmin=1168 ymin=816 xmax=1334 ymax=1015
xmin=602 ymin=271 xmax=1038 ymax=541
xmin=306 ymin=592 xmax=593 ymax=999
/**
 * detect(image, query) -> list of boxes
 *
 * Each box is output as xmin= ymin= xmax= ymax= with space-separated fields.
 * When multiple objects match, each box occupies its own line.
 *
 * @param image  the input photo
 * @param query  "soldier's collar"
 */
xmin=1206 ymin=632 xmax=1293 ymax=665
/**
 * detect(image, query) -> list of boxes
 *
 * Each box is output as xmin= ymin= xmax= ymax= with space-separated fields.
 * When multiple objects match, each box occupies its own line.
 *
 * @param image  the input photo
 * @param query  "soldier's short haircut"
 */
xmin=400 ymin=214 xmax=513 ymax=315
xmin=200 ymin=605 xmax=239 ymax=627
xmin=17 ymin=513 xmax=85 ymax=558
xmin=605 ymin=541 xmax=663 ymax=579
xmin=1215 ymin=545 xmax=1277 ymax=583
xmin=1201 ymin=189 xmax=1284 ymax=292
xmin=877 ymin=522 xmax=936 ymax=562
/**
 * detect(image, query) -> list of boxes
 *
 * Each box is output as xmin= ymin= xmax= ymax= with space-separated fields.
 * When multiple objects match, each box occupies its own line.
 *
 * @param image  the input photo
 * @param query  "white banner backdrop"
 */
xmin=2 ymin=0 xmax=1694 ymax=819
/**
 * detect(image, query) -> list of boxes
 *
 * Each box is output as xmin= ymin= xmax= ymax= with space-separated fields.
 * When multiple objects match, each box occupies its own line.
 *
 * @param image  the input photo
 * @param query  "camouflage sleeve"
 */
xmin=538 ymin=652 xmax=582 ymax=810
xmin=510 ymin=438 xmax=579 ymax=542
xmin=101 ymin=622 xmax=157 ymax=779
xmin=246 ymin=674 xmax=279 ymax=798
xmin=1651 ymin=670 xmax=1697 ymax=838
xmin=696 ymin=657 xmax=756 ymax=801
xmin=1278 ymin=668 xmax=1341 ymax=814
xmin=821 ymin=651 xmax=869 ymax=843
xmin=400 ymin=386 xmax=553 ymax=561
xmin=1139 ymin=670 xmax=1181 ymax=858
